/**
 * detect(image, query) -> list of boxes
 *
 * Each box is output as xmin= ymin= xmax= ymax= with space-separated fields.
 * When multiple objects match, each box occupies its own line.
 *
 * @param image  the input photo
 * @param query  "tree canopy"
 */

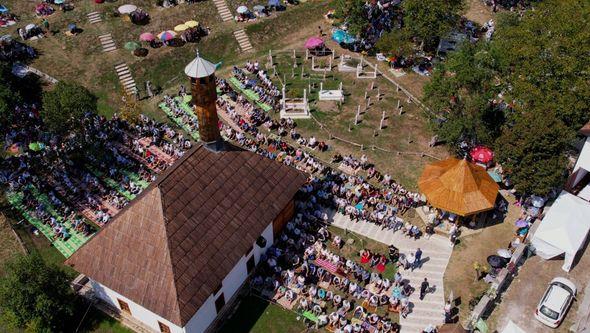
xmin=402 ymin=0 xmax=464 ymax=49
xmin=334 ymin=0 xmax=370 ymax=36
xmin=424 ymin=0 xmax=590 ymax=196
xmin=41 ymin=81 xmax=97 ymax=135
xmin=0 ymin=254 xmax=75 ymax=332
xmin=0 ymin=63 xmax=23 ymax=129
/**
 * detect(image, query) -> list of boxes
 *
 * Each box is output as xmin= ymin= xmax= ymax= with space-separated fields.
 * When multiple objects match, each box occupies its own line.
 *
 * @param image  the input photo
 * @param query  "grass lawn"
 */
xmin=220 ymin=295 xmax=306 ymax=333
xmin=0 ymin=214 xmax=23 ymax=276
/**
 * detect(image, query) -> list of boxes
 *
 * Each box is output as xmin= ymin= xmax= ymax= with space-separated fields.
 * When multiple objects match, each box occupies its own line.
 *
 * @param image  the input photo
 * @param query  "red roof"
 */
xmin=65 ymin=143 xmax=307 ymax=326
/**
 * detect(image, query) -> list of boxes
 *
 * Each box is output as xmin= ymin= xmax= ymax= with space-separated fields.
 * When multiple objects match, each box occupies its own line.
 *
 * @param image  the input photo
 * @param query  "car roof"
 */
xmin=545 ymin=284 xmax=571 ymax=311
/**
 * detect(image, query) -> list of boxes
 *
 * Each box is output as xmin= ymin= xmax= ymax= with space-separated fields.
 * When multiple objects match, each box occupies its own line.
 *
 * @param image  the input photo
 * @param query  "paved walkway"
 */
xmin=330 ymin=212 xmax=453 ymax=333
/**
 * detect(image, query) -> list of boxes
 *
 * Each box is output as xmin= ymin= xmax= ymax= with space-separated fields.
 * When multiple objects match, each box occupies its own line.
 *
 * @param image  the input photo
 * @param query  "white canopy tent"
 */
xmin=532 ymin=191 xmax=590 ymax=271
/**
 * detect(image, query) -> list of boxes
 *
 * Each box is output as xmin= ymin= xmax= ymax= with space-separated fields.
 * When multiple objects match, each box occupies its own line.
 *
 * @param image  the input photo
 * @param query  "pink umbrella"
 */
xmin=304 ymin=36 xmax=324 ymax=49
xmin=139 ymin=32 xmax=155 ymax=42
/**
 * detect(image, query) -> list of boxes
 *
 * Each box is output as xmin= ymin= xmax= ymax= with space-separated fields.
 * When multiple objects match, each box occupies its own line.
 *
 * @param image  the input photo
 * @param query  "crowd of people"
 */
xmin=232 ymin=65 xmax=280 ymax=109
xmin=1 ymin=102 xmax=188 ymax=246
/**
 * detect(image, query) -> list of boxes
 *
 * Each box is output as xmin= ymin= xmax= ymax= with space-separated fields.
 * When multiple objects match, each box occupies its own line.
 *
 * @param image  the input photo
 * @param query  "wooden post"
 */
xmin=354 ymin=108 xmax=360 ymax=125
xmin=370 ymin=81 xmax=375 ymax=90
xmin=366 ymin=97 xmax=371 ymax=108
xmin=301 ymin=66 xmax=304 ymax=78
xmin=364 ymin=91 xmax=368 ymax=100
xmin=377 ymin=88 xmax=380 ymax=100
xmin=292 ymin=49 xmax=296 ymax=59
xmin=397 ymin=100 xmax=401 ymax=109
xmin=311 ymin=56 xmax=315 ymax=70
xmin=399 ymin=106 xmax=403 ymax=115
xmin=320 ymin=82 xmax=323 ymax=92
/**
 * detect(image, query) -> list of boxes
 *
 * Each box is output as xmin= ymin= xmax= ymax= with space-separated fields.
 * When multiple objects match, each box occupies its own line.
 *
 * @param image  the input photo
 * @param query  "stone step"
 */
xmin=98 ymin=34 xmax=112 ymax=40
xmin=119 ymin=74 xmax=132 ymax=81
xmin=115 ymin=64 xmax=128 ymax=71
xmin=103 ymin=47 xmax=117 ymax=52
xmin=121 ymin=78 xmax=135 ymax=85
xmin=116 ymin=69 xmax=129 ymax=76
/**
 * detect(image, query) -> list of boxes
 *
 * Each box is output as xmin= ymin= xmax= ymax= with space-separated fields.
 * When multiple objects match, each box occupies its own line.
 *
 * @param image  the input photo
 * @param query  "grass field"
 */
xmin=0 ymin=214 xmax=23 ymax=275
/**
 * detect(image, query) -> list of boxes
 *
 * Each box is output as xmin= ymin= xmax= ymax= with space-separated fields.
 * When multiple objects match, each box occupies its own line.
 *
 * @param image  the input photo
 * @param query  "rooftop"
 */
xmin=65 ymin=143 xmax=307 ymax=326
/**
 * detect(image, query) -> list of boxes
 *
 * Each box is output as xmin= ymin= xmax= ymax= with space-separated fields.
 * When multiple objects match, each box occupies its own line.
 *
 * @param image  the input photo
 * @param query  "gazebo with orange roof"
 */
xmin=418 ymin=158 xmax=499 ymax=217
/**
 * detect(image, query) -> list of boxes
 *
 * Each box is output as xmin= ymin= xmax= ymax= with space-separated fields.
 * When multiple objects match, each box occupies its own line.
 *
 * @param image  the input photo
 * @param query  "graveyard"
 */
xmin=254 ymin=47 xmax=447 ymax=188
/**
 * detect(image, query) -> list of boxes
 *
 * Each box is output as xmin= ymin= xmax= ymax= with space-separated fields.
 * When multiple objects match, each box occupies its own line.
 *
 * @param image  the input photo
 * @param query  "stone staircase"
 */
xmin=98 ymin=33 xmax=117 ymax=52
xmin=87 ymin=11 xmax=102 ymax=24
xmin=330 ymin=212 xmax=453 ymax=333
xmin=114 ymin=63 xmax=138 ymax=95
xmin=212 ymin=0 xmax=233 ymax=21
xmin=233 ymin=29 xmax=253 ymax=52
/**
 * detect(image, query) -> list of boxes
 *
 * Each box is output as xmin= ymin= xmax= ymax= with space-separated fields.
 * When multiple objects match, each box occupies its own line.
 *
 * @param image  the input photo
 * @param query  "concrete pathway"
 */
xmin=212 ymin=0 xmax=233 ymax=21
xmin=114 ymin=63 xmax=137 ymax=95
xmin=233 ymin=29 xmax=254 ymax=52
xmin=330 ymin=212 xmax=453 ymax=333
xmin=98 ymin=33 xmax=116 ymax=53
xmin=87 ymin=11 xmax=102 ymax=24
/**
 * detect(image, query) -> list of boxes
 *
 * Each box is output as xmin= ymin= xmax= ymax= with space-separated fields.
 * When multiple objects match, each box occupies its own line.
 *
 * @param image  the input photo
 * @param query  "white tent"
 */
xmin=501 ymin=320 xmax=527 ymax=333
xmin=532 ymin=191 xmax=590 ymax=271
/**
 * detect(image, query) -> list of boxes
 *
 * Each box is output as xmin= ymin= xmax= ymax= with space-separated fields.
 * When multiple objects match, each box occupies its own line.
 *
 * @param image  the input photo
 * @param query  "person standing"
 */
xmin=414 ymin=248 xmax=423 ymax=270
xmin=420 ymin=278 xmax=429 ymax=300
xmin=407 ymin=252 xmax=416 ymax=271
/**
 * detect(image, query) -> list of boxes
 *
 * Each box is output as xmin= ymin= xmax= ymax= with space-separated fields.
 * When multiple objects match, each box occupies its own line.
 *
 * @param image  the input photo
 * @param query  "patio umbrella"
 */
xmin=253 ymin=5 xmax=265 ymax=12
xmin=174 ymin=24 xmax=189 ymax=32
xmin=118 ymin=4 xmax=138 ymax=14
xmin=139 ymin=32 xmax=155 ymax=41
xmin=418 ymin=158 xmax=499 ymax=216
xmin=158 ymin=30 xmax=176 ymax=41
xmin=237 ymin=5 xmax=249 ymax=14
xmin=304 ymin=36 xmax=324 ymax=49
xmin=470 ymin=145 xmax=494 ymax=164
xmin=124 ymin=41 xmax=141 ymax=50
xmin=185 ymin=20 xmax=199 ymax=28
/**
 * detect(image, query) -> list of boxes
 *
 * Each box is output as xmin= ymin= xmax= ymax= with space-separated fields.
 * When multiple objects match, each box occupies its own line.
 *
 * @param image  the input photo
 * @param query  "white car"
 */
xmin=534 ymin=277 xmax=576 ymax=328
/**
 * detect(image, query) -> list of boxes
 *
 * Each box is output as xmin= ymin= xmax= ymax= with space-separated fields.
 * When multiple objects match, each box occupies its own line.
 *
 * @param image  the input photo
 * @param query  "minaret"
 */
xmin=184 ymin=51 xmax=222 ymax=148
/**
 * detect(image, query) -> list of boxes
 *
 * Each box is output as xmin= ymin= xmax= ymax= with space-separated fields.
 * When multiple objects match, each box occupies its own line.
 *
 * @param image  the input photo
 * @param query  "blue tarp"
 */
xmin=0 ymin=5 xmax=8 ymax=13
xmin=268 ymin=0 xmax=280 ymax=6
xmin=332 ymin=29 xmax=355 ymax=44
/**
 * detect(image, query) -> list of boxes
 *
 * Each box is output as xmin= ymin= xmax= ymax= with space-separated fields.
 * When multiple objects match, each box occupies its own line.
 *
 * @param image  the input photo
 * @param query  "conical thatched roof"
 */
xmin=418 ymin=158 xmax=499 ymax=216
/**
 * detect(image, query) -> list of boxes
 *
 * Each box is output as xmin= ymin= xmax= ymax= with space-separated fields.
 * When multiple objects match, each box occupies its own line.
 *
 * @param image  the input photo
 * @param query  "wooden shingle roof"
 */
xmin=65 ymin=143 xmax=307 ymax=326
xmin=418 ymin=158 xmax=499 ymax=216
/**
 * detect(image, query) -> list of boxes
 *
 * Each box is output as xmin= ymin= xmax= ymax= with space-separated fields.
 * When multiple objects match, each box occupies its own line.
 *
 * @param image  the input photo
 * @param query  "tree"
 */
xmin=41 ymin=82 xmax=97 ymax=134
xmin=334 ymin=0 xmax=370 ymax=36
xmin=0 ymin=63 xmax=22 ymax=129
xmin=0 ymin=254 xmax=75 ymax=332
xmin=402 ymin=0 xmax=464 ymax=49
xmin=423 ymin=0 xmax=590 ymax=195
xmin=495 ymin=110 xmax=572 ymax=196
xmin=424 ymin=42 xmax=503 ymax=150
xmin=375 ymin=29 xmax=414 ymax=58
